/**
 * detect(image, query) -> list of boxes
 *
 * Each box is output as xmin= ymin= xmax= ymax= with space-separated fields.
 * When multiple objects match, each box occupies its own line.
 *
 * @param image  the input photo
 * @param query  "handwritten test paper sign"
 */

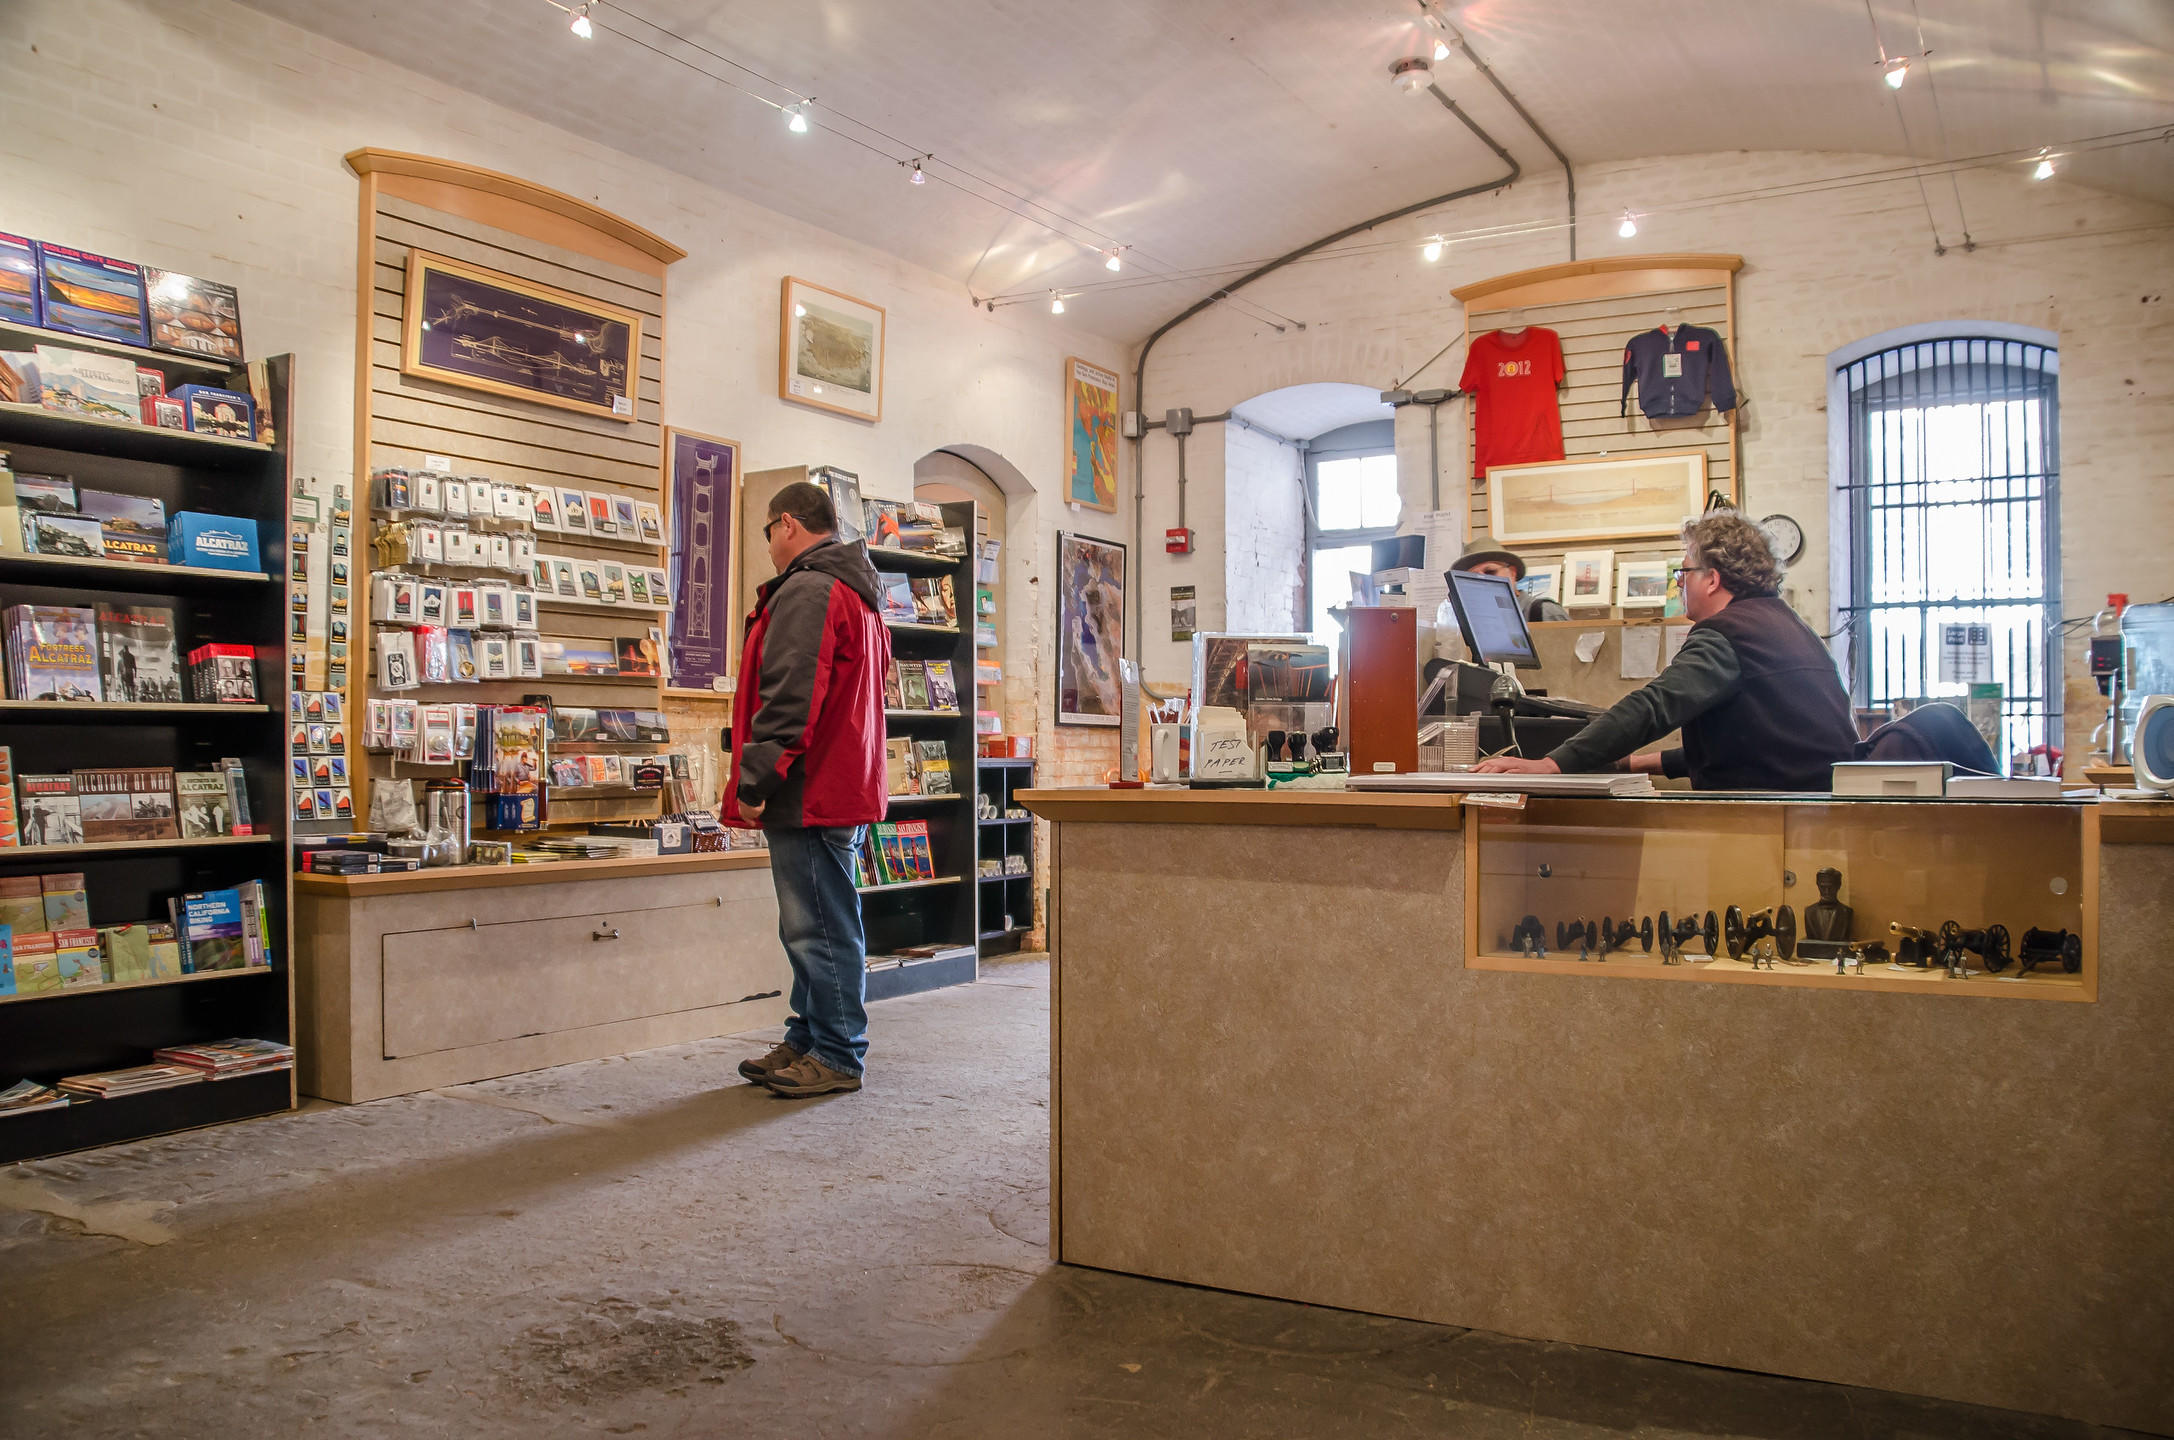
xmin=1192 ymin=706 xmax=1258 ymax=781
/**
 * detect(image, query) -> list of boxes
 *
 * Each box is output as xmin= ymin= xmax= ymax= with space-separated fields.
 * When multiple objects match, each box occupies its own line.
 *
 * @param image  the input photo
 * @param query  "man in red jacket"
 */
xmin=727 ymin=481 xmax=890 ymax=1097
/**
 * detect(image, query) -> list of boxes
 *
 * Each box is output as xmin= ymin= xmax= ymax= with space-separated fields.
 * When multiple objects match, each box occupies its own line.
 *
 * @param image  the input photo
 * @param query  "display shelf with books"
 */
xmin=862 ymin=498 xmax=979 ymax=990
xmin=975 ymin=757 xmax=1037 ymax=955
xmin=0 ymin=351 xmax=293 ymax=1164
xmin=0 ymin=318 xmax=241 ymax=379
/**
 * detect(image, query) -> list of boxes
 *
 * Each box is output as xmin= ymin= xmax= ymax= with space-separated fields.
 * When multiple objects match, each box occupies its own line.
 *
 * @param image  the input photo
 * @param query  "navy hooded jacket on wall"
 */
xmin=1621 ymin=324 xmax=1737 ymax=420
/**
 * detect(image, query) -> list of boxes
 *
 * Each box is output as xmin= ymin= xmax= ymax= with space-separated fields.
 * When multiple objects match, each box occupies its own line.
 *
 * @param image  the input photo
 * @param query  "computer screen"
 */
xmin=1445 ymin=569 xmax=1541 ymax=669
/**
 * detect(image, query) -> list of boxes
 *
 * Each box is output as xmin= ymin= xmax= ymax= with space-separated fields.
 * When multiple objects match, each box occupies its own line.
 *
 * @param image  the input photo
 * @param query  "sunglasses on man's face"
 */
xmin=763 ymin=515 xmax=789 ymax=541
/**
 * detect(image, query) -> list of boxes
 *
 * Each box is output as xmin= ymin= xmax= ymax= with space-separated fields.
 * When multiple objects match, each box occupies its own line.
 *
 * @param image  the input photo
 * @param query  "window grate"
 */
xmin=1839 ymin=337 xmax=2060 ymax=761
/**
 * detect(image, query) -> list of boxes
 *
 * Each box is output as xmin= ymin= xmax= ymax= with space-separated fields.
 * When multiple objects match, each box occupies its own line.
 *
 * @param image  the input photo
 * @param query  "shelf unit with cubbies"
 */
xmin=975 ymin=758 xmax=1036 ymax=954
xmin=0 ymin=350 xmax=295 ymax=1163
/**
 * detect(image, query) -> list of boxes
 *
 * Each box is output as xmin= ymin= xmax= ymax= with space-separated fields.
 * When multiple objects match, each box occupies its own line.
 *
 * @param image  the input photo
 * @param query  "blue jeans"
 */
xmin=765 ymin=825 xmax=869 ymax=1076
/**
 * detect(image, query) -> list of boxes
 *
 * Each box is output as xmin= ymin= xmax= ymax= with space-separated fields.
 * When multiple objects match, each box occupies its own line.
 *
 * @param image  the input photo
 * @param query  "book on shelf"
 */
xmin=40 ymin=871 xmax=87 ymax=929
xmin=29 ymin=512 xmax=105 ymax=561
xmin=72 ymin=767 xmax=178 ymax=842
xmin=0 ymin=745 xmax=17 ymax=847
xmin=874 ymin=823 xmax=909 ymax=885
xmin=99 ymin=922 xmax=153 ymax=983
xmin=897 ymin=661 xmax=930 ymax=711
xmin=17 ymin=774 xmax=82 ymax=846
xmin=58 ymin=1065 xmax=207 ymax=1099
xmin=187 ymin=643 xmax=257 ymax=703
xmin=54 ymin=928 xmax=101 ymax=988
xmin=876 ymin=572 xmax=917 ymax=624
xmin=882 ymin=659 xmax=904 ymax=709
xmin=95 ymin=603 xmax=183 ymax=703
xmin=219 ymin=756 xmax=253 ymax=836
xmin=13 ymin=473 xmax=77 ymax=541
xmin=171 ymin=885 xmax=264 ymax=972
xmin=152 ymin=1038 xmax=294 ymax=1080
xmin=175 ymin=771 xmax=231 ymax=838
xmin=12 ymin=931 xmax=58 ymax=993
xmin=6 ymin=604 xmax=102 ymax=702
xmin=909 ymin=576 xmax=956 ymax=625
xmin=0 ymin=1080 xmax=70 ymax=1116
xmin=915 ymin=740 xmax=953 ymax=795
xmin=146 ymin=920 xmax=184 ymax=977
xmin=0 ymin=875 xmax=42 ymax=935
xmin=894 ymin=820 xmax=936 ymax=880
xmin=78 ymin=490 xmax=170 ymax=565
xmin=884 ymin=737 xmax=919 ymax=797
xmin=924 ymin=660 xmax=958 ymax=711
xmin=0 ymin=924 xmax=11 ymax=994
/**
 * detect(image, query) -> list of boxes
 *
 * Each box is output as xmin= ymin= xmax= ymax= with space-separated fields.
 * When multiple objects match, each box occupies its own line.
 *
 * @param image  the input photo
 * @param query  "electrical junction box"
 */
xmin=1165 ymin=528 xmax=1193 ymax=554
xmin=1121 ymin=411 xmax=1143 ymax=439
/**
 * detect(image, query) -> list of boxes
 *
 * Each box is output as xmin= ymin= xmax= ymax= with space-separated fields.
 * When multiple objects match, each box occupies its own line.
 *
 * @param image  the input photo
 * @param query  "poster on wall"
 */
xmin=1056 ymin=532 xmax=1126 ymax=727
xmin=1065 ymin=356 xmax=1120 ymax=513
xmin=1170 ymin=585 xmax=1196 ymax=642
xmin=400 ymin=250 xmax=640 ymax=421
xmin=1486 ymin=449 xmax=1707 ymax=546
xmin=779 ymin=277 xmax=885 ymax=422
xmin=664 ymin=427 xmax=742 ymax=692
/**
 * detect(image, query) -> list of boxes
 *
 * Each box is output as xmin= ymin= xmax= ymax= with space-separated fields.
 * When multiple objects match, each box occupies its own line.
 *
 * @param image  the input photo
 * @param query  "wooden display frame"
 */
xmin=1463 ymin=795 xmax=2099 ymax=1001
xmin=399 ymin=249 xmax=645 ymax=422
xmin=778 ymin=277 xmax=886 ymax=423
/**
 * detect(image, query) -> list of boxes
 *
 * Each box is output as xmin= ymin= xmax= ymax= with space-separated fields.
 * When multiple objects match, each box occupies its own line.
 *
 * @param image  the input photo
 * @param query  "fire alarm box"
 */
xmin=1165 ymin=527 xmax=1193 ymax=554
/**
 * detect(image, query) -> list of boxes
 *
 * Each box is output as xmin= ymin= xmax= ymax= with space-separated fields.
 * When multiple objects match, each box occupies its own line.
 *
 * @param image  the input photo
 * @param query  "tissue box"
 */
xmin=168 ymin=512 xmax=261 ymax=572
xmin=166 ymin=384 xmax=255 ymax=441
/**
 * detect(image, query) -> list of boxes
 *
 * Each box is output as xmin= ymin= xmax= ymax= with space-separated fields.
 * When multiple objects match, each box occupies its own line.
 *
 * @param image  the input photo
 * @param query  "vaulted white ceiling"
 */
xmin=240 ymin=0 xmax=2174 ymax=342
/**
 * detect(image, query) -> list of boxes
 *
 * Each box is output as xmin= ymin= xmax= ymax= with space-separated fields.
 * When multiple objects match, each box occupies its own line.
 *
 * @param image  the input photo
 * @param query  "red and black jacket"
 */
xmin=726 ymin=539 xmax=891 ymax=829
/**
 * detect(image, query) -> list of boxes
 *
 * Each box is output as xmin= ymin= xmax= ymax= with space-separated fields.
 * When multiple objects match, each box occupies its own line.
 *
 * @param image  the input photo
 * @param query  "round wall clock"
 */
xmin=1758 ymin=513 xmax=1806 ymax=566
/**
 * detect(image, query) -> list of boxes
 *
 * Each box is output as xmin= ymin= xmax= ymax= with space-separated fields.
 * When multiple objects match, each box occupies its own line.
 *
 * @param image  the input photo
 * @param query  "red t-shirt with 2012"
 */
xmin=1458 ymin=327 xmax=1566 ymax=478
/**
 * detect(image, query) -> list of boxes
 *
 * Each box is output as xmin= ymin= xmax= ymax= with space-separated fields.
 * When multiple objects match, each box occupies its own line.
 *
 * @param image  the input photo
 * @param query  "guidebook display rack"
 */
xmin=0 ymin=346 xmax=295 ymax=1163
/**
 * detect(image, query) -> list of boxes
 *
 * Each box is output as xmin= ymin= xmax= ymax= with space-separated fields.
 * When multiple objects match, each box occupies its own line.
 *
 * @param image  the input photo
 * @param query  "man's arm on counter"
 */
xmin=1545 ymin=628 xmax=1741 ymax=773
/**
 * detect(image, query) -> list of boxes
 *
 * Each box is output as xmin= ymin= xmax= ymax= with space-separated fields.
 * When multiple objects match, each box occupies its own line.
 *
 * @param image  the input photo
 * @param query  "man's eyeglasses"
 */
xmin=763 ymin=515 xmax=789 ymax=541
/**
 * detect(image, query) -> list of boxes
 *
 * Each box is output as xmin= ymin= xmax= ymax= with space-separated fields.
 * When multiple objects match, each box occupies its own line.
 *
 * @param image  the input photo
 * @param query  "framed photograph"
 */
xmin=401 ymin=249 xmax=640 ymax=422
xmin=663 ymin=427 xmax=743 ymax=692
xmin=1486 ymin=449 xmax=1708 ymax=547
xmin=1517 ymin=563 xmax=1564 ymax=609
xmin=779 ymin=277 xmax=884 ymax=422
xmin=1563 ymin=549 xmax=1616 ymax=610
xmin=1064 ymin=356 xmax=1121 ymax=513
xmin=1056 ymin=532 xmax=1126 ymax=726
xmin=1616 ymin=557 xmax=1672 ymax=609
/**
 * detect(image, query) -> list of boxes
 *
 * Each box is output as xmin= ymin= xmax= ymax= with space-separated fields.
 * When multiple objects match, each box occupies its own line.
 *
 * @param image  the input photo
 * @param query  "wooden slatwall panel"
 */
xmin=1468 ymin=283 xmax=1735 ymax=583
xmin=361 ymin=194 xmax=668 ymax=827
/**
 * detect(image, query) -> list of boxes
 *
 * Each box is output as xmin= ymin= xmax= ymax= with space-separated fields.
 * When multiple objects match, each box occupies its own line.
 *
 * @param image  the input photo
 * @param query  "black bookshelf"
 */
xmin=863 ymin=501 xmax=978 ymax=999
xmin=975 ymin=758 xmax=1035 ymax=955
xmin=0 ymin=354 xmax=294 ymax=1163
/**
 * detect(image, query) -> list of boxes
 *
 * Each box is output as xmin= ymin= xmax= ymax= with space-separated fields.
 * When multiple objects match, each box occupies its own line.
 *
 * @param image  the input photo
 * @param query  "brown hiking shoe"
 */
xmin=737 ymin=1042 xmax=801 ymax=1084
xmin=762 ymin=1052 xmax=862 ymax=1098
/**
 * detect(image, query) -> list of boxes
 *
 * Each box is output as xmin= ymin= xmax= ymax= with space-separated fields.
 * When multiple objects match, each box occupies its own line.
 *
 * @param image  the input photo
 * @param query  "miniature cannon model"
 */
xmin=1887 ymin=921 xmax=1940 ymax=968
xmin=1937 ymin=920 xmax=2012 ymax=976
xmin=1655 ymin=910 xmax=1721 ymax=964
xmin=1598 ymin=915 xmax=1653 ymax=956
xmin=1556 ymin=918 xmax=1596 ymax=961
xmin=1724 ymin=904 xmax=1796 ymax=965
xmin=1508 ymin=914 xmax=1548 ymax=957
xmin=2015 ymin=926 xmax=2083 ymax=975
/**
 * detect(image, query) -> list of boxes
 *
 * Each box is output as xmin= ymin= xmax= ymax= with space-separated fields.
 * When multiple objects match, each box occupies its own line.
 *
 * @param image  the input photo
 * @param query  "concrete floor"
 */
xmin=0 ymin=957 xmax=2148 ymax=1439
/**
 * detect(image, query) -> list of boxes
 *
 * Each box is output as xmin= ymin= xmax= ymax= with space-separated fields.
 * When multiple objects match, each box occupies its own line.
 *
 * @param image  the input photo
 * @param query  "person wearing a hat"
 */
xmin=1437 ymin=539 xmax=1567 ymax=659
xmin=1449 ymin=537 xmax=1524 ymax=585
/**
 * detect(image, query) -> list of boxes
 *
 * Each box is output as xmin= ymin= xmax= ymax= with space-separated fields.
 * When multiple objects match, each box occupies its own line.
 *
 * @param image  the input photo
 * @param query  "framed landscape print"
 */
xmin=662 ymin=427 xmax=742 ymax=693
xmin=1486 ymin=449 xmax=1707 ymax=546
xmin=1056 ymin=532 xmax=1126 ymax=726
xmin=1065 ymin=356 xmax=1121 ymax=513
xmin=400 ymin=250 xmax=640 ymax=421
xmin=779 ymin=277 xmax=885 ymax=422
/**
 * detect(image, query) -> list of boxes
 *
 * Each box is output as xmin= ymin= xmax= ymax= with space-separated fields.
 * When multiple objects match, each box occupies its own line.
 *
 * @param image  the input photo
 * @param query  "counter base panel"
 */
xmin=1050 ymin=819 xmax=2174 ymax=1435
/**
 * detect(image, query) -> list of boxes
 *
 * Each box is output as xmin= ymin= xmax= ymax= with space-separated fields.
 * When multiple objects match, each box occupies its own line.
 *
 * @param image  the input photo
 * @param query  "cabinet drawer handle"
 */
xmin=593 ymin=926 xmax=621 ymax=941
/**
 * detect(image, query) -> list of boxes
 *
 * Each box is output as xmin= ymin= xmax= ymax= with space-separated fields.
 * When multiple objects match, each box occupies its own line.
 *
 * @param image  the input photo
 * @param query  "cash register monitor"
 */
xmin=1445 ymin=568 xmax=1541 ymax=670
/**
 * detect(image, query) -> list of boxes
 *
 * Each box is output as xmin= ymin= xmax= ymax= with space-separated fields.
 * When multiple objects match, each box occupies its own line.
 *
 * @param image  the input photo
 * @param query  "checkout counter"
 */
xmin=1025 ymin=583 xmax=2174 ymax=1434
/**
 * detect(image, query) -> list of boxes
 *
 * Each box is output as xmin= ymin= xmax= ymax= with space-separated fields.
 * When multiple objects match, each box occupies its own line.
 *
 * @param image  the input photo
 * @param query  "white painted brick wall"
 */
xmin=1131 ymin=150 xmax=2174 ymax=765
xmin=1222 ymin=424 xmax=1305 ymax=634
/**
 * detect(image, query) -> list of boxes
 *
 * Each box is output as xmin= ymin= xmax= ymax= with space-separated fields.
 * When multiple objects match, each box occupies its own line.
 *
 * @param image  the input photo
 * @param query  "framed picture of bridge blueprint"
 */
xmin=400 ymin=249 xmax=642 ymax=421
xmin=663 ymin=427 xmax=742 ymax=693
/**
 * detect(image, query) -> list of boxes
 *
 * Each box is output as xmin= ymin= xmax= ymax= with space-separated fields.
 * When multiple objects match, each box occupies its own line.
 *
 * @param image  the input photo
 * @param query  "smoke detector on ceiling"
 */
xmin=1389 ymin=57 xmax=1433 ymax=95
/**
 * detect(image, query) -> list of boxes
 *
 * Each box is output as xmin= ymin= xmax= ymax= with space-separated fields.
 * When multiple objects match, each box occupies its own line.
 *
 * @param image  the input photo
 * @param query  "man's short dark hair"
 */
xmin=768 ymin=481 xmax=837 ymax=535
xmin=1683 ymin=512 xmax=1779 ymax=598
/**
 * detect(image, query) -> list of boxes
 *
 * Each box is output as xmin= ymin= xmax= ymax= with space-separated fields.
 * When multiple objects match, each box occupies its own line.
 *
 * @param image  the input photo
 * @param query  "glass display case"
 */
xmin=1466 ymin=796 xmax=2096 ymax=999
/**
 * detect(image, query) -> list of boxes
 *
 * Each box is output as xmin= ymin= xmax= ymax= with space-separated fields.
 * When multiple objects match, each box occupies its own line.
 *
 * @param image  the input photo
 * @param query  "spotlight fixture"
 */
xmin=569 ymin=2 xmax=593 ymax=38
xmin=909 ymin=158 xmax=926 ymax=185
xmin=1050 ymin=292 xmax=1065 ymax=315
xmin=786 ymin=101 xmax=810 ymax=134
xmin=2031 ymin=149 xmax=2055 ymax=181
xmin=1103 ymin=247 xmax=1125 ymax=272
xmin=1617 ymin=211 xmax=1638 ymax=239
xmin=1422 ymin=235 xmax=1444 ymax=263
xmin=1389 ymin=57 xmax=1432 ymax=95
xmin=1883 ymin=55 xmax=1909 ymax=89
xmin=1433 ymin=38 xmax=1450 ymax=61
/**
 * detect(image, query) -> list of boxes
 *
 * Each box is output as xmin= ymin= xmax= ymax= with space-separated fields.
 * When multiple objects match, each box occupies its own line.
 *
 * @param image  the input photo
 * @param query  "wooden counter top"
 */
xmin=2098 ymin=796 xmax=2174 ymax=845
xmin=295 ymin=848 xmax=771 ymax=896
xmin=1016 ymin=786 xmax=1464 ymax=831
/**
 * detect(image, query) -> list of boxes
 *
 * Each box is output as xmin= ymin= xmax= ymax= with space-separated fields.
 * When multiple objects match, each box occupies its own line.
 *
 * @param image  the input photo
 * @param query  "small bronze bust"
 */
xmin=1803 ymin=867 xmax=1853 ymax=942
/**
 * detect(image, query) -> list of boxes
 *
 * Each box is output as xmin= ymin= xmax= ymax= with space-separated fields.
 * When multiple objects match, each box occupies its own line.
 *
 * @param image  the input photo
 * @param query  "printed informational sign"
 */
xmin=1170 ymin=585 xmax=1196 ymax=642
xmin=1938 ymin=622 xmax=1991 ymax=683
